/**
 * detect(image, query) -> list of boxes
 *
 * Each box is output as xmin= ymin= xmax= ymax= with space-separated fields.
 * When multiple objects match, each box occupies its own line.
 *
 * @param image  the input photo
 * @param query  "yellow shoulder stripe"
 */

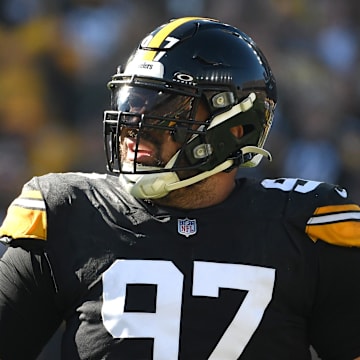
xmin=0 ymin=190 xmax=47 ymax=241
xmin=306 ymin=204 xmax=360 ymax=247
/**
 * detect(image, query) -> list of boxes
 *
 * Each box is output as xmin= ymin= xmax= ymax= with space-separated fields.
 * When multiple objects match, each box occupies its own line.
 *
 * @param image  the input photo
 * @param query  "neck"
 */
xmin=152 ymin=169 xmax=237 ymax=209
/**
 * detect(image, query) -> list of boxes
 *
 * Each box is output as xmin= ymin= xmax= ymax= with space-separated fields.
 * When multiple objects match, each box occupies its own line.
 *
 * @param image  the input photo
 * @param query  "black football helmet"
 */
xmin=103 ymin=17 xmax=277 ymax=198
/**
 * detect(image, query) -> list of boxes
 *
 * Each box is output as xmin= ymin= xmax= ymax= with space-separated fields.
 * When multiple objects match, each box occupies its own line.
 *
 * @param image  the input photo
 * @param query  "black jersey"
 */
xmin=1 ymin=173 xmax=360 ymax=360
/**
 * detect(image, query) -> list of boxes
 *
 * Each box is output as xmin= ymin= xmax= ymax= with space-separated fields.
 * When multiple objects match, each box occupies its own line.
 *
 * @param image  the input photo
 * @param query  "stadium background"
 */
xmin=0 ymin=0 xmax=359 ymax=358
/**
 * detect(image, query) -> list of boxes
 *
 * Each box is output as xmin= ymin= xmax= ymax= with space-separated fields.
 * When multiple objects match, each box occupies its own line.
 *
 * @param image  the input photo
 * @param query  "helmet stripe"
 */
xmin=143 ymin=17 xmax=209 ymax=61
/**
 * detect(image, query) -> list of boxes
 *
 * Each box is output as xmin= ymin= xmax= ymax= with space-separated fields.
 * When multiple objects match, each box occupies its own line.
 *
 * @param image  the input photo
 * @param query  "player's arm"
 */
xmin=309 ymin=240 xmax=360 ymax=360
xmin=0 ymin=177 xmax=66 ymax=359
xmin=305 ymin=184 xmax=360 ymax=359
xmin=0 ymin=244 xmax=63 ymax=360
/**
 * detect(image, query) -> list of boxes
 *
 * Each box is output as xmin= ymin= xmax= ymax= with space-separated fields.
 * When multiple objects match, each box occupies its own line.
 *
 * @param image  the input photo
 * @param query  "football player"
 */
xmin=1 ymin=17 xmax=360 ymax=360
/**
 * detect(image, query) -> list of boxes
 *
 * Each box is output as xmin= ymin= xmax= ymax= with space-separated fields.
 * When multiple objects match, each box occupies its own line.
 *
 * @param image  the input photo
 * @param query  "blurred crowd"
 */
xmin=0 ymin=0 xmax=359 ymax=357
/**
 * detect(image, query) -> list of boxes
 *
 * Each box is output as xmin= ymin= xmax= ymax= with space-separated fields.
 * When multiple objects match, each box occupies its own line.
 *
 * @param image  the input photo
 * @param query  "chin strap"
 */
xmin=120 ymin=145 xmax=272 ymax=199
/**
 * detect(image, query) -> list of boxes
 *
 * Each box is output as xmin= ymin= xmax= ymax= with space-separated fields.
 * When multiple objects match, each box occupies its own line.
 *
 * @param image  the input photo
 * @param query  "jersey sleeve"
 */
xmin=0 ymin=178 xmax=62 ymax=359
xmin=0 ymin=177 xmax=47 ymax=244
xmin=301 ymin=183 xmax=360 ymax=247
xmin=305 ymin=201 xmax=360 ymax=247
xmin=309 ymin=240 xmax=360 ymax=359
xmin=307 ymin=185 xmax=360 ymax=358
xmin=0 ymin=246 xmax=62 ymax=359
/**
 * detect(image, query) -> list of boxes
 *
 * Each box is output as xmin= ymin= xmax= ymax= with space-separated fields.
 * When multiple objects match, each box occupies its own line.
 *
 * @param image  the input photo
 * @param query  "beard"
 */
xmin=151 ymin=175 xmax=218 ymax=209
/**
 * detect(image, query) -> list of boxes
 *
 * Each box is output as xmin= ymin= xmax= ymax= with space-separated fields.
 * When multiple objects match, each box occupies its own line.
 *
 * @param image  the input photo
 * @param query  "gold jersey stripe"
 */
xmin=0 ymin=190 xmax=47 ymax=240
xmin=306 ymin=204 xmax=360 ymax=246
xmin=306 ymin=220 xmax=360 ymax=247
xmin=143 ymin=16 xmax=209 ymax=61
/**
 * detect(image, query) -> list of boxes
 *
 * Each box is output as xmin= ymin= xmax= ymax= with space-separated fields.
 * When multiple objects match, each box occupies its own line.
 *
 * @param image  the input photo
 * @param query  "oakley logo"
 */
xmin=174 ymin=73 xmax=194 ymax=83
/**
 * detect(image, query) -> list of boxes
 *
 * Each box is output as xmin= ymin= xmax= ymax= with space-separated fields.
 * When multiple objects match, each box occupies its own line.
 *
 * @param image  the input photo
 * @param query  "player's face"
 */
xmin=119 ymin=101 xmax=209 ymax=168
xmin=120 ymin=127 xmax=177 ymax=168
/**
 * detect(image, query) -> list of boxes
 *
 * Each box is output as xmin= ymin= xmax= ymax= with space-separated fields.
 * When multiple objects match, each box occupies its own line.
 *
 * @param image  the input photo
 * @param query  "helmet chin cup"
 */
xmin=121 ymin=171 xmax=180 ymax=199
xmin=119 ymin=156 xmax=181 ymax=199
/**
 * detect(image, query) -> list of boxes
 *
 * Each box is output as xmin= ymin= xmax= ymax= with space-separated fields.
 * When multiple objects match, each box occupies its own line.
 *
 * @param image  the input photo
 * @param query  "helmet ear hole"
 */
xmin=230 ymin=125 xmax=244 ymax=139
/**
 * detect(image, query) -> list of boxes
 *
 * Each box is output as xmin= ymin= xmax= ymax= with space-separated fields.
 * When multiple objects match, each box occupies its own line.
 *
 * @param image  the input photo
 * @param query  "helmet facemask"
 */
xmin=103 ymin=77 xmax=212 ymax=178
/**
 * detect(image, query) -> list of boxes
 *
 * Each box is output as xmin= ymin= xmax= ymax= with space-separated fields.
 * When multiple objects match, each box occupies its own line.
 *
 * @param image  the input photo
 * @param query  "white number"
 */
xmin=140 ymin=34 xmax=180 ymax=62
xmin=102 ymin=260 xmax=275 ymax=360
xmin=102 ymin=260 xmax=183 ymax=359
xmin=140 ymin=34 xmax=153 ymax=48
xmin=141 ymin=34 xmax=180 ymax=62
xmin=261 ymin=178 xmax=322 ymax=193
xmin=193 ymin=262 xmax=275 ymax=359
xmin=154 ymin=36 xmax=180 ymax=61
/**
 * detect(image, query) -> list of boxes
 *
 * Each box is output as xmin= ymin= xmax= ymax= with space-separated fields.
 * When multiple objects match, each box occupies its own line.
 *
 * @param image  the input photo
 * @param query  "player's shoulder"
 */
xmin=258 ymin=177 xmax=348 ymax=204
xmin=244 ymin=177 xmax=360 ymax=247
xmin=0 ymin=172 xmax=126 ymax=244
xmin=29 ymin=171 xmax=118 ymax=197
xmin=11 ymin=172 xmax=122 ymax=211
xmin=237 ymin=177 xmax=344 ymax=212
xmin=240 ymin=175 xmax=348 ymax=199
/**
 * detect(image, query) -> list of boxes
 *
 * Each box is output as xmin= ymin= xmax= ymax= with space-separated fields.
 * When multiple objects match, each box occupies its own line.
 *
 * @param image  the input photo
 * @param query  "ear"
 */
xmin=230 ymin=125 xmax=244 ymax=139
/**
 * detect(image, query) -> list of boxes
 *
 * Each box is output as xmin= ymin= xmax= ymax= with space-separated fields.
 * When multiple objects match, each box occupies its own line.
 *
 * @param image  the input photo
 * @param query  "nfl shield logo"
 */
xmin=177 ymin=218 xmax=197 ymax=237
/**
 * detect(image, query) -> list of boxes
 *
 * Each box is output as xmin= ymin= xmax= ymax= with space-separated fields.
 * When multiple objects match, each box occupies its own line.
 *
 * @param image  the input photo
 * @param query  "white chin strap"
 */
xmin=120 ymin=146 xmax=271 ymax=199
